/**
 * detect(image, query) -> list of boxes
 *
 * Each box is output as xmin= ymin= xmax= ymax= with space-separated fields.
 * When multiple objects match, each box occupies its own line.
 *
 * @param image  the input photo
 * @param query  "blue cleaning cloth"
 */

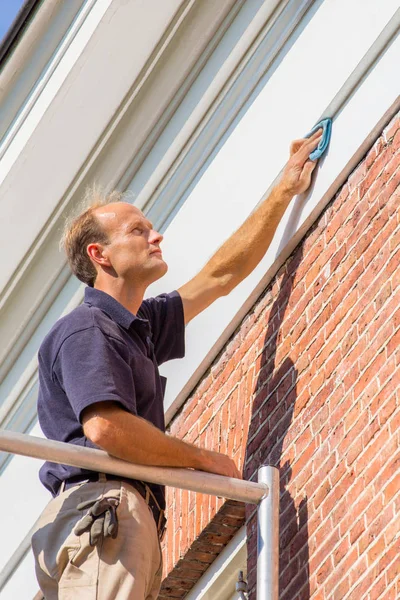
xmin=306 ymin=118 xmax=332 ymax=161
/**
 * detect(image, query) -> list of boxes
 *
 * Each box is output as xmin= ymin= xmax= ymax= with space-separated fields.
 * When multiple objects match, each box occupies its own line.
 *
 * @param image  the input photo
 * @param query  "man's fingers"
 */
xmin=309 ymin=128 xmax=323 ymax=140
xmin=290 ymin=129 xmax=322 ymax=158
xmin=302 ymin=159 xmax=317 ymax=181
xmin=234 ymin=468 xmax=242 ymax=480
xmin=295 ymin=132 xmax=322 ymax=164
xmin=290 ymin=139 xmax=305 ymax=156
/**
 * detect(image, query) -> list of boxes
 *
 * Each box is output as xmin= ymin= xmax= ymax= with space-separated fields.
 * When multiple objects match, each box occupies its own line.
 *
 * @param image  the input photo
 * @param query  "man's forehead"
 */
xmin=94 ymin=202 xmax=144 ymax=227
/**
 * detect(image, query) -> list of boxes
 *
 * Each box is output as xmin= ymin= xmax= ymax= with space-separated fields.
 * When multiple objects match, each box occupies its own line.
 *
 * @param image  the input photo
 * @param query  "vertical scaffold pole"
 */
xmin=257 ymin=465 xmax=280 ymax=600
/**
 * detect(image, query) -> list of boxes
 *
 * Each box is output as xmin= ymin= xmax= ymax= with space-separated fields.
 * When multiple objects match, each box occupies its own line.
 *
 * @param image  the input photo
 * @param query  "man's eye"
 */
xmin=132 ymin=228 xmax=143 ymax=234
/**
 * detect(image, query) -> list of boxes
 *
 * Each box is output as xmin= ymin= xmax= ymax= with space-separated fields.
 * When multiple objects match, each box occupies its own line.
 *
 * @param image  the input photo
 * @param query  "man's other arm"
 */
xmin=82 ymin=401 xmax=241 ymax=479
xmin=178 ymin=132 xmax=322 ymax=324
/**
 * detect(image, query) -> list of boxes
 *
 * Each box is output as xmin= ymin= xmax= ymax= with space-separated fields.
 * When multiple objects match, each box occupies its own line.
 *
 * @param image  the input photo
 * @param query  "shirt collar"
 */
xmin=84 ymin=287 xmax=148 ymax=331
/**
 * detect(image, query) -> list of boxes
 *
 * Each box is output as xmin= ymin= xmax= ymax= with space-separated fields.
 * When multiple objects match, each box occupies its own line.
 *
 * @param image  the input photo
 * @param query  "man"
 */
xmin=32 ymin=132 xmax=322 ymax=599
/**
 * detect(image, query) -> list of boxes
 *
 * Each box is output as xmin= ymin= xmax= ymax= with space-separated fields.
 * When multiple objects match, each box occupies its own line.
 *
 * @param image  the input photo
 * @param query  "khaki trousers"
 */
xmin=31 ymin=479 xmax=162 ymax=600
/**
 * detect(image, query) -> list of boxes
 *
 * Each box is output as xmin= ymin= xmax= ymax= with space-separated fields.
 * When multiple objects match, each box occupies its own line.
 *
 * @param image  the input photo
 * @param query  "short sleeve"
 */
xmin=138 ymin=290 xmax=185 ymax=365
xmin=53 ymin=327 xmax=137 ymax=422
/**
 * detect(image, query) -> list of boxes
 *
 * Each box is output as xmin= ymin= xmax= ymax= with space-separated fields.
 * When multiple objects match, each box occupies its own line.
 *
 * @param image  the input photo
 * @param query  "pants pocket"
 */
xmin=59 ymin=532 xmax=99 ymax=588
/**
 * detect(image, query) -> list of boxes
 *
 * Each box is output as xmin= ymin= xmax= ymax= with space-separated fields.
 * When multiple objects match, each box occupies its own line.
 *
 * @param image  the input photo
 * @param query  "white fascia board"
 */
xmin=185 ymin=527 xmax=246 ymax=600
xmin=0 ymin=0 xmax=186 ymax=295
xmin=88 ymin=0 xmax=244 ymax=192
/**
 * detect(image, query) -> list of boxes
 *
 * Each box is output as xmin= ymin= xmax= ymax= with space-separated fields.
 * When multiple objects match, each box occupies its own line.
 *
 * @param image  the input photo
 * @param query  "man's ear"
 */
xmin=87 ymin=243 xmax=111 ymax=268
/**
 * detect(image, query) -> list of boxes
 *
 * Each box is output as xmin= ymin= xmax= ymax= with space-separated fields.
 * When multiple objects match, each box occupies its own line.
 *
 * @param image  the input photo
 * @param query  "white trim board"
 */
xmin=123 ymin=0 xmax=300 ymax=213
xmin=134 ymin=1 xmax=399 ymax=230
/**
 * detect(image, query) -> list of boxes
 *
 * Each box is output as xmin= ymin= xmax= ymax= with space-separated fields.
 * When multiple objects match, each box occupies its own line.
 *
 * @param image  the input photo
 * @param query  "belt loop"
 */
xmin=99 ymin=473 xmax=107 ymax=483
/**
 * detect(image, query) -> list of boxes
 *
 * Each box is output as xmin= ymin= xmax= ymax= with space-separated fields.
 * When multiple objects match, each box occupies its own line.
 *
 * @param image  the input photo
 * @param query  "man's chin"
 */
xmin=150 ymin=260 xmax=168 ymax=282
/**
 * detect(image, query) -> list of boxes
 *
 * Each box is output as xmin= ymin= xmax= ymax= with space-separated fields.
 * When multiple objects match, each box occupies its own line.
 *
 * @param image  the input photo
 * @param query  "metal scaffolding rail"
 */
xmin=0 ymin=430 xmax=279 ymax=599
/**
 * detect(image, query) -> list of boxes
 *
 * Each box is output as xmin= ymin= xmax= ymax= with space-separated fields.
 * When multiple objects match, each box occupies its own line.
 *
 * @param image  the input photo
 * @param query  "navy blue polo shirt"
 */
xmin=37 ymin=287 xmax=185 ymax=508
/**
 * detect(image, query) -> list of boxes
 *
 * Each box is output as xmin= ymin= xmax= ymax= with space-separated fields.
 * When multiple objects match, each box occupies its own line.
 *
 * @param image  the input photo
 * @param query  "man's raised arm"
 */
xmin=178 ymin=131 xmax=322 ymax=324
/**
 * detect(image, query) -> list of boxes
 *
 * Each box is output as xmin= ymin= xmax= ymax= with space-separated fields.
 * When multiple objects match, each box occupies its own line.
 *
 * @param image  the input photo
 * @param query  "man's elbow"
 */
xmin=83 ymin=418 xmax=104 ymax=447
xmin=83 ymin=414 xmax=113 ymax=449
xmin=204 ymin=269 xmax=236 ymax=296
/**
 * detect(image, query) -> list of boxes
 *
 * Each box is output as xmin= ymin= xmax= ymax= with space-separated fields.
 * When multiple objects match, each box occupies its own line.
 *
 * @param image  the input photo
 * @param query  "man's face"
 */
xmin=93 ymin=202 xmax=167 ymax=286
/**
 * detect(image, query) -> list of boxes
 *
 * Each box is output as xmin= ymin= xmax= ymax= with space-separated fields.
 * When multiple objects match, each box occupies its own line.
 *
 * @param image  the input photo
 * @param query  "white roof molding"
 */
xmin=0 ymin=0 xmax=239 ymax=380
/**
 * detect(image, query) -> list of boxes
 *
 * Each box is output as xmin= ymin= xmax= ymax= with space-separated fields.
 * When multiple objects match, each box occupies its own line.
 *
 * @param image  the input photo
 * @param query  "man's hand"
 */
xmin=197 ymin=448 xmax=242 ymax=479
xmin=277 ymin=129 xmax=323 ymax=197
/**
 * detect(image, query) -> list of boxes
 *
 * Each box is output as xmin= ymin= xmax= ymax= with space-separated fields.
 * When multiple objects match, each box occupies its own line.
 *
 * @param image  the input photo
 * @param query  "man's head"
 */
xmin=62 ymin=189 xmax=167 ymax=289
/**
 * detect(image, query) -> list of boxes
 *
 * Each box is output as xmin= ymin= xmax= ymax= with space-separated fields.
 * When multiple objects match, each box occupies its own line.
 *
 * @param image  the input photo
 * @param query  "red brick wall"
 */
xmin=161 ymin=112 xmax=400 ymax=599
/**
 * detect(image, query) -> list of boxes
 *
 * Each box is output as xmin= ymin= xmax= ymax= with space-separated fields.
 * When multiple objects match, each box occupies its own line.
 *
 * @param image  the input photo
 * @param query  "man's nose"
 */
xmin=149 ymin=229 xmax=163 ymax=244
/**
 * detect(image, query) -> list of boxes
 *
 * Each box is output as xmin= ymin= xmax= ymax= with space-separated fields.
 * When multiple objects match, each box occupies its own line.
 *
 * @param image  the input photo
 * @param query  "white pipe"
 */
xmin=257 ymin=465 xmax=280 ymax=600
xmin=0 ymin=430 xmax=268 ymax=504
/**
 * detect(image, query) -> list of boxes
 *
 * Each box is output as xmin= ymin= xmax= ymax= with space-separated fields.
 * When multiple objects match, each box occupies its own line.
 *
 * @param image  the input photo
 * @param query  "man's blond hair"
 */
xmin=61 ymin=186 xmax=124 ymax=287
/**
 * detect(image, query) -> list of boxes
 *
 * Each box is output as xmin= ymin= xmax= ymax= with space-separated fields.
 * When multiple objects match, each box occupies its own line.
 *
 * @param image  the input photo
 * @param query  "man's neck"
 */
xmin=94 ymin=279 xmax=146 ymax=316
